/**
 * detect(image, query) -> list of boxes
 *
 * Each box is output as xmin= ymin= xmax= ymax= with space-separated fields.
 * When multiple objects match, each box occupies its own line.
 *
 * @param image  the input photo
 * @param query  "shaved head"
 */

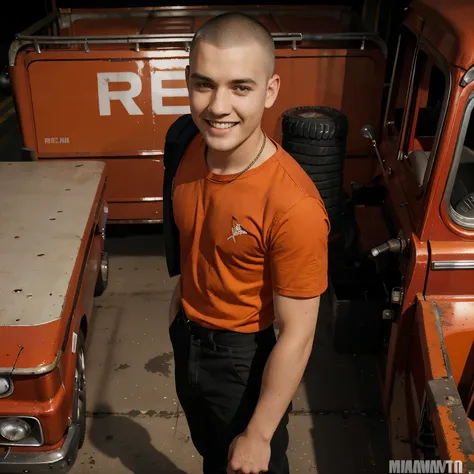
xmin=190 ymin=12 xmax=275 ymax=78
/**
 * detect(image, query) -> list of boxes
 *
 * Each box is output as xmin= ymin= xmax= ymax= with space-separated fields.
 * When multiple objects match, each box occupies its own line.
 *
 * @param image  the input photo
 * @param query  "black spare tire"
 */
xmin=282 ymin=106 xmax=348 ymax=146
xmin=282 ymin=105 xmax=349 ymax=227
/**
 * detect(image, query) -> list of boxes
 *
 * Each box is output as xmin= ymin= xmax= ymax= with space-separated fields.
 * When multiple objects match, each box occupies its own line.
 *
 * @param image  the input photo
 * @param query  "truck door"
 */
xmin=379 ymin=25 xmax=453 ymax=457
xmin=396 ymin=40 xmax=451 ymax=233
xmin=382 ymin=27 xmax=450 ymax=238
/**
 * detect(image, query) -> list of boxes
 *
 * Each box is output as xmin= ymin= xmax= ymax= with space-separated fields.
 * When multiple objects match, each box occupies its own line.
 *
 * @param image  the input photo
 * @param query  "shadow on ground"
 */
xmin=104 ymin=224 xmax=166 ymax=257
xmin=303 ymin=293 xmax=391 ymax=474
xmin=88 ymin=403 xmax=187 ymax=474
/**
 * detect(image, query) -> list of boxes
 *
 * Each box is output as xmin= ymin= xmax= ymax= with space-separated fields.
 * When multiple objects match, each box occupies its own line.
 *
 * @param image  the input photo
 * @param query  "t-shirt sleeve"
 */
xmin=269 ymin=196 xmax=330 ymax=298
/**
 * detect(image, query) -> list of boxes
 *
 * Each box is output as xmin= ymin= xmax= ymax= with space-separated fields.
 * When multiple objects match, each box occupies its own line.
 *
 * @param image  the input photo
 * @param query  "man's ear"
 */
xmin=265 ymin=73 xmax=280 ymax=109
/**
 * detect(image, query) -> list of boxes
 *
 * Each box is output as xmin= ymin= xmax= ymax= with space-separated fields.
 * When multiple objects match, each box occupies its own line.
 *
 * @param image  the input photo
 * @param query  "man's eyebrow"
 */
xmin=190 ymin=73 xmax=213 ymax=82
xmin=190 ymin=73 xmax=257 ymax=86
xmin=231 ymin=78 xmax=257 ymax=86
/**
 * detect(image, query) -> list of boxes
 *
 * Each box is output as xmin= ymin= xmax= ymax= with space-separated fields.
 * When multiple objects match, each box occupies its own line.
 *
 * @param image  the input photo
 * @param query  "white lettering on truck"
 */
xmin=97 ymin=62 xmax=190 ymax=116
xmin=151 ymin=70 xmax=189 ymax=115
xmin=98 ymin=72 xmax=143 ymax=116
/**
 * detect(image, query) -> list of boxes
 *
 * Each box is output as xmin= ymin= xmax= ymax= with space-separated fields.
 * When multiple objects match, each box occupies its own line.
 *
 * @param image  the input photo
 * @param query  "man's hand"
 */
xmin=227 ymin=430 xmax=271 ymax=474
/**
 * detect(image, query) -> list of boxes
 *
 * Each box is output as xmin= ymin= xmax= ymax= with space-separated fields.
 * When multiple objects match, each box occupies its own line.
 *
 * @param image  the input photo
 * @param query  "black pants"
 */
xmin=169 ymin=308 xmax=290 ymax=474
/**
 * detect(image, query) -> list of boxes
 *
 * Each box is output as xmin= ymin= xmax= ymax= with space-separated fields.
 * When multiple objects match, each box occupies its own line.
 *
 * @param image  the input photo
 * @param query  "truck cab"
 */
xmin=354 ymin=0 xmax=474 ymax=466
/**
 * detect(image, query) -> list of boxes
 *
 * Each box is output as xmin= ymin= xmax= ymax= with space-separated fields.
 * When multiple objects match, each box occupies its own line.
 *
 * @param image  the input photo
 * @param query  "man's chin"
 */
xmin=202 ymin=133 xmax=240 ymax=152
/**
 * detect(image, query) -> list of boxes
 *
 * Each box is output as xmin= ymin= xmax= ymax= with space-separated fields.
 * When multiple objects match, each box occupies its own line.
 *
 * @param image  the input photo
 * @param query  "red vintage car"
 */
xmin=0 ymin=160 xmax=108 ymax=472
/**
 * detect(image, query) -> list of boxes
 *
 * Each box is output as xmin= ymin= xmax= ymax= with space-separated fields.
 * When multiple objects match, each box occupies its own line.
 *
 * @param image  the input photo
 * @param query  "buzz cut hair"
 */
xmin=189 ymin=12 xmax=276 ymax=78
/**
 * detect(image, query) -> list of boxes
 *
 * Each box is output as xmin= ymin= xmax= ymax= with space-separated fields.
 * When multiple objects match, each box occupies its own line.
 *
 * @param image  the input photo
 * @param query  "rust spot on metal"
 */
xmin=445 ymin=395 xmax=458 ymax=407
xmin=428 ymin=380 xmax=474 ymax=467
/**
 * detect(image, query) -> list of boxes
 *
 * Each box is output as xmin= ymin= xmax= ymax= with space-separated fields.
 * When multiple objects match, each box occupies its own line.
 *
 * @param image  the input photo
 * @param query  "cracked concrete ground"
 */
xmin=70 ymin=225 xmax=390 ymax=474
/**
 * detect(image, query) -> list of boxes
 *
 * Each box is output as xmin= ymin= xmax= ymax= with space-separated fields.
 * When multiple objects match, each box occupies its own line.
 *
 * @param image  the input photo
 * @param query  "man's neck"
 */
xmin=206 ymin=128 xmax=273 ymax=175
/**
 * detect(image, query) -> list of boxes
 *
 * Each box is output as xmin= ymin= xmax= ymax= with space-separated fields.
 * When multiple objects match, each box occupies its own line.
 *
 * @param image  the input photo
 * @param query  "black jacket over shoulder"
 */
xmin=162 ymin=114 xmax=199 ymax=278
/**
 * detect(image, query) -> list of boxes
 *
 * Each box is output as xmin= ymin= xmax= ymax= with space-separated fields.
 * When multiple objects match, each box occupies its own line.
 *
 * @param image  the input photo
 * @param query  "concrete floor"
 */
xmin=69 ymin=225 xmax=390 ymax=474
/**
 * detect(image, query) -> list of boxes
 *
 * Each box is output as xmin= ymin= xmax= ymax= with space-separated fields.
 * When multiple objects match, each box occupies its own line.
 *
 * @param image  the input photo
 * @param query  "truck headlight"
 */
xmin=0 ymin=418 xmax=31 ymax=442
xmin=0 ymin=376 xmax=12 ymax=397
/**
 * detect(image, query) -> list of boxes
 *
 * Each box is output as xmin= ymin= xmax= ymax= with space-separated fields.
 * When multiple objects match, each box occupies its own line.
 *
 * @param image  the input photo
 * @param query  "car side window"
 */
xmin=385 ymin=27 xmax=418 ymax=148
xmin=400 ymin=47 xmax=449 ymax=187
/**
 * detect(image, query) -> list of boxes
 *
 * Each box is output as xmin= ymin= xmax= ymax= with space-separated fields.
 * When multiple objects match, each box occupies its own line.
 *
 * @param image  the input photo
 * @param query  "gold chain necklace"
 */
xmin=205 ymin=130 xmax=267 ymax=184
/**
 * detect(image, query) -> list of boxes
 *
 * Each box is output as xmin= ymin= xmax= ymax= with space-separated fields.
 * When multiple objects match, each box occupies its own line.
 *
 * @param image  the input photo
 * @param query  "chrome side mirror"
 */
xmin=360 ymin=124 xmax=387 ymax=176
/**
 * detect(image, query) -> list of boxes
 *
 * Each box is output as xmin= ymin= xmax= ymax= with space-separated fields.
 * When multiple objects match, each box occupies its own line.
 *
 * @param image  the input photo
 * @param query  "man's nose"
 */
xmin=207 ymin=88 xmax=232 ymax=116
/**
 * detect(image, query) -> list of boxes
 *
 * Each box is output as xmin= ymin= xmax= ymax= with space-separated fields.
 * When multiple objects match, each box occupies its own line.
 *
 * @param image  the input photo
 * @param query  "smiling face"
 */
xmin=186 ymin=40 xmax=280 ymax=154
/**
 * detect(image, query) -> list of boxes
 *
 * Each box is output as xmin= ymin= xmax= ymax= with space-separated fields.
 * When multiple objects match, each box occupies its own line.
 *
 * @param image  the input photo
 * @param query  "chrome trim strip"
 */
xmin=17 ymin=32 xmax=303 ymax=43
xmin=142 ymin=197 xmax=163 ymax=202
xmin=0 ymin=350 xmax=61 ymax=375
xmin=107 ymin=197 xmax=163 ymax=203
xmin=9 ymin=32 xmax=303 ymax=65
xmin=9 ymin=29 xmax=387 ymax=66
xmin=431 ymin=260 xmax=474 ymax=270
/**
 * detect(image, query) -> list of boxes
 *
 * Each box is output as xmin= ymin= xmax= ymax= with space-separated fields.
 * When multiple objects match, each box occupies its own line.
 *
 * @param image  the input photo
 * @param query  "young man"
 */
xmin=167 ymin=11 xmax=329 ymax=474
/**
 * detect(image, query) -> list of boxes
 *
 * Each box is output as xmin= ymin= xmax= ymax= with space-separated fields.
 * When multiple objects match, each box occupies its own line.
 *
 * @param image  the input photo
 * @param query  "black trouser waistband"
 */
xmin=176 ymin=308 xmax=275 ymax=348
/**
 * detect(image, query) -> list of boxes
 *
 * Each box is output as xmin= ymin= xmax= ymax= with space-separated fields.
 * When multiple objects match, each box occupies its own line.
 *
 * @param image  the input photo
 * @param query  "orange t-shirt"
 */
xmin=173 ymin=133 xmax=330 ymax=333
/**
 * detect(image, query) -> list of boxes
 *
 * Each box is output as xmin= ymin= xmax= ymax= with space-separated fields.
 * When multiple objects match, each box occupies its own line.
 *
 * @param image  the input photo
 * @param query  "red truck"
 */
xmin=7 ymin=3 xmax=385 ymax=223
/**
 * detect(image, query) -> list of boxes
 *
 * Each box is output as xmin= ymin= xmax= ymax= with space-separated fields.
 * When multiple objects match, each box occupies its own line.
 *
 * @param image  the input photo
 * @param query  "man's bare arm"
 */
xmin=245 ymin=292 xmax=320 ymax=441
xmin=169 ymin=276 xmax=181 ymax=326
